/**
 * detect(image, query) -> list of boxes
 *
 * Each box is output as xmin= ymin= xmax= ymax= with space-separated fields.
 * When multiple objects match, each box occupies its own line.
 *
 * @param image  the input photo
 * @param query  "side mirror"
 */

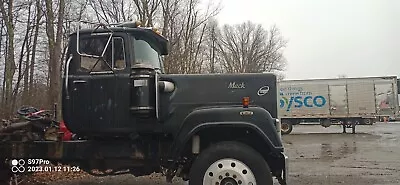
xmin=160 ymin=40 xmax=168 ymax=55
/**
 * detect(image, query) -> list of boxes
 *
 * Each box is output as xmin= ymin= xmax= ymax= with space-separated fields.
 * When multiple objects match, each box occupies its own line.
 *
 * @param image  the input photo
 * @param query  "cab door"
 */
xmin=67 ymin=33 xmax=129 ymax=133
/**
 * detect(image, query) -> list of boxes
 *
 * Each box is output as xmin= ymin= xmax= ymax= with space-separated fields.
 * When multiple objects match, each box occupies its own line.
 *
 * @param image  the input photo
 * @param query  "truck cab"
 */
xmin=62 ymin=23 xmax=168 ymax=136
xmin=1 ymin=21 xmax=288 ymax=185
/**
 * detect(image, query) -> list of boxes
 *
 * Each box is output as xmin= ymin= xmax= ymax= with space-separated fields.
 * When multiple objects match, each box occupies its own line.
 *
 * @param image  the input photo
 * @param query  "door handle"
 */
xmin=73 ymin=80 xmax=87 ymax=84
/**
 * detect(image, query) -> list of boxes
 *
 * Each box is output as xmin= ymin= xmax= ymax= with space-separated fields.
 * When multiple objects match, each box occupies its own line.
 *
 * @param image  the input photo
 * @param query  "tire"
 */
xmin=364 ymin=119 xmax=373 ymax=125
xmin=189 ymin=141 xmax=273 ymax=185
xmin=320 ymin=119 xmax=332 ymax=128
xmin=281 ymin=121 xmax=293 ymax=135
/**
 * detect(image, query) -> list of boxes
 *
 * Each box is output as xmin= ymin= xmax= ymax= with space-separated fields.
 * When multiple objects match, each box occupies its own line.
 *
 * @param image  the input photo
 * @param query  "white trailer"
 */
xmin=278 ymin=76 xmax=399 ymax=134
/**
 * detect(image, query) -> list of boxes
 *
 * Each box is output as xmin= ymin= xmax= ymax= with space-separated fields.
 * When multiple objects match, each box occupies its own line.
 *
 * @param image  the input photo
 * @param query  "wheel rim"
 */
xmin=203 ymin=158 xmax=256 ymax=185
xmin=281 ymin=123 xmax=289 ymax=133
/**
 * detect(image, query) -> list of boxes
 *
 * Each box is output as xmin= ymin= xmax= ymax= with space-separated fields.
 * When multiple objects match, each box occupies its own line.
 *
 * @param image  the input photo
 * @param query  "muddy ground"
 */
xmin=281 ymin=122 xmax=400 ymax=185
xmin=29 ymin=122 xmax=400 ymax=185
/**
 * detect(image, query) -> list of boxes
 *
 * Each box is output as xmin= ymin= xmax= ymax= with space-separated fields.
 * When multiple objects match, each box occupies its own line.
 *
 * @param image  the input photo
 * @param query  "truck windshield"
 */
xmin=132 ymin=35 xmax=163 ymax=71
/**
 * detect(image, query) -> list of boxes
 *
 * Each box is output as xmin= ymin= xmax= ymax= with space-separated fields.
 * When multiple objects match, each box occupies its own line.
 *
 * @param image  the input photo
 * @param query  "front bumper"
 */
xmin=284 ymin=153 xmax=289 ymax=184
xmin=279 ymin=152 xmax=289 ymax=185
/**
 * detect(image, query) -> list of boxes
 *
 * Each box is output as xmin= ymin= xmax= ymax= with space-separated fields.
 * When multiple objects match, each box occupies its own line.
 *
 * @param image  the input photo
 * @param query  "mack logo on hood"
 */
xmin=228 ymin=82 xmax=245 ymax=89
xmin=257 ymin=86 xmax=270 ymax=96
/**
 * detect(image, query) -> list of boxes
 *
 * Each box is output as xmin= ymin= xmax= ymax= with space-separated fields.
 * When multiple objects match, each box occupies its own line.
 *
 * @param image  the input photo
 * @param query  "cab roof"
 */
xmin=69 ymin=25 xmax=169 ymax=55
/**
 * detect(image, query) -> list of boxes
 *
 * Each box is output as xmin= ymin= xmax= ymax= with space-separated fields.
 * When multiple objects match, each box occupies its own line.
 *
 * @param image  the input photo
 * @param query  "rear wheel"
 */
xmin=363 ymin=119 xmax=373 ymax=125
xmin=281 ymin=121 xmax=293 ymax=135
xmin=189 ymin=141 xmax=273 ymax=185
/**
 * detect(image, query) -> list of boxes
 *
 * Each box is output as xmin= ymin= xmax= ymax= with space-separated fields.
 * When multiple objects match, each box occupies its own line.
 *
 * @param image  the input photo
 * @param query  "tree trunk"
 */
xmin=0 ymin=0 xmax=17 ymax=115
xmin=0 ymin=19 xmax=5 ymax=104
xmin=14 ymin=2 xmax=32 ymax=108
xmin=45 ymin=0 xmax=64 ymax=118
xmin=23 ymin=2 xmax=34 ymax=104
xmin=29 ymin=0 xmax=42 ymax=101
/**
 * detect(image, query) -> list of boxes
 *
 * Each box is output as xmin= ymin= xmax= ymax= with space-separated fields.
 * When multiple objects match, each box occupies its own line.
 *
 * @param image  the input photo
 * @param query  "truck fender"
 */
xmin=167 ymin=107 xmax=283 ymax=161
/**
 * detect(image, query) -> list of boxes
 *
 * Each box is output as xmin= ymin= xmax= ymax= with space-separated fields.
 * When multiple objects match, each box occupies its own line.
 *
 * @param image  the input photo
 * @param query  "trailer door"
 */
xmin=375 ymin=80 xmax=397 ymax=116
xmin=329 ymin=85 xmax=348 ymax=116
xmin=347 ymin=81 xmax=376 ymax=116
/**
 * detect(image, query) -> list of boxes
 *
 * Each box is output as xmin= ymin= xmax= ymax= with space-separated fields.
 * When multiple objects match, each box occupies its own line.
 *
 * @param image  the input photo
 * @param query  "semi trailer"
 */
xmin=279 ymin=76 xmax=399 ymax=134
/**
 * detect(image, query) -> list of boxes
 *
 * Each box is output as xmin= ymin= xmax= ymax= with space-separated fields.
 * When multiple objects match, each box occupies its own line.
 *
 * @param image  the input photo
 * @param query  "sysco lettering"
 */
xmin=280 ymin=95 xmax=326 ymax=111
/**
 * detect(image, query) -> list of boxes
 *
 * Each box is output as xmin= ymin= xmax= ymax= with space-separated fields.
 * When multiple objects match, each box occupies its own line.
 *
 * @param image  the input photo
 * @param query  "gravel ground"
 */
xmin=19 ymin=122 xmax=400 ymax=185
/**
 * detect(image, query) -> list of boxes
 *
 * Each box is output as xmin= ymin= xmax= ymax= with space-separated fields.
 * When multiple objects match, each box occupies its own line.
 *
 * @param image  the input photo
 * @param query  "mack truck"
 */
xmin=279 ymin=76 xmax=399 ymax=134
xmin=0 ymin=21 xmax=288 ymax=185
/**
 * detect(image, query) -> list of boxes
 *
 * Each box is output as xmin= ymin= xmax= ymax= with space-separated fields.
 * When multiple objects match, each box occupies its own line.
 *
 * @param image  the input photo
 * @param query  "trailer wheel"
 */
xmin=188 ymin=141 xmax=273 ymax=185
xmin=364 ymin=119 xmax=373 ymax=125
xmin=281 ymin=121 xmax=293 ymax=135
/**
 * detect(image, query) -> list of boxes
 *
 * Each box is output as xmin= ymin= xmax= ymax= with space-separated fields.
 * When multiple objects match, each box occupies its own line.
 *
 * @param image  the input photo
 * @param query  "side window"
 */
xmin=132 ymin=36 xmax=162 ymax=70
xmin=112 ymin=37 xmax=126 ymax=70
xmin=79 ymin=35 xmax=126 ymax=73
xmin=79 ymin=35 xmax=112 ymax=72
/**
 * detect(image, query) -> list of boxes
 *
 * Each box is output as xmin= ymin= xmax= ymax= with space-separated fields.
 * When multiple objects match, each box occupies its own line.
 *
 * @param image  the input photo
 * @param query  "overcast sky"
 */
xmin=215 ymin=0 xmax=400 ymax=80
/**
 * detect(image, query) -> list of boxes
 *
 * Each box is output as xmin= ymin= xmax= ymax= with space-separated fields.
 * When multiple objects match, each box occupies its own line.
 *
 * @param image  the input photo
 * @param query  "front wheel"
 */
xmin=189 ymin=141 xmax=273 ymax=185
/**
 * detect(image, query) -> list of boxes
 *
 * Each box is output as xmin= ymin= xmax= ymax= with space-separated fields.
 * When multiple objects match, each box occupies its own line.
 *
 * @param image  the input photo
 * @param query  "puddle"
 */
xmin=319 ymin=141 xmax=357 ymax=161
xmin=283 ymin=133 xmax=380 ymax=144
xmin=283 ymin=132 xmax=383 ymax=162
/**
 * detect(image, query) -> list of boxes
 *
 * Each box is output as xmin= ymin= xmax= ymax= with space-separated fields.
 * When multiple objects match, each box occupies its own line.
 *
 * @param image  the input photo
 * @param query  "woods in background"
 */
xmin=0 ymin=0 xmax=288 ymax=118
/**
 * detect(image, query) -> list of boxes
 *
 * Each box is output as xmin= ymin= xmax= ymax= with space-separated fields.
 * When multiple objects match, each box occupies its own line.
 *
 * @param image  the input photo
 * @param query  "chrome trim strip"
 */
xmin=155 ymin=72 xmax=159 ymax=119
xmin=275 ymin=118 xmax=282 ymax=141
xmin=89 ymin=71 xmax=114 ymax=75
xmin=73 ymin=80 xmax=87 ymax=84
xmin=130 ymin=107 xmax=154 ymax=110
xmin=64 ymin=55 xmax=73 ymax=98
xmin=131 ymin=74 xmax=151 ymax=78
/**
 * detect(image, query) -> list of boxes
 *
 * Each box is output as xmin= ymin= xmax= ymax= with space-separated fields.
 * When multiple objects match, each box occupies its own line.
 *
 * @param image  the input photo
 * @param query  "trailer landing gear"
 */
xmin=342 ymin=120 xmax=357 ymax=134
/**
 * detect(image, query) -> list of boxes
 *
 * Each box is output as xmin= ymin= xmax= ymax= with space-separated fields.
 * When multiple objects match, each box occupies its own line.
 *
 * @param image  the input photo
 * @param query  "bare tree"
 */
xmin=133 ymin=0 xmax=160 ymax=26
xmin=86 ymin=0 xmax=137 ymax=24
xmin=22 ymin=10 xmax=32 ymax=103
xmin=45 ymin=0 xmax=65 ymax=111
xmin=263 ymin=25 xmax=287 ymax=76
xmin=0 ymin=12 xmax=5 ymax=104
xmin=29 ymin=0 xmax=43 ymax=101
xmin=162 ymin=0 xmax=221 ymax=74
xmin=217 ymin=21 xmax=287 ymax=74
xmin=201 ymin=18 xmax=224 ymax=73
xmin=0 ymin=0 xmax=17 ymax=112
xmin=12 ymin=1 xmax=34 ymax=109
